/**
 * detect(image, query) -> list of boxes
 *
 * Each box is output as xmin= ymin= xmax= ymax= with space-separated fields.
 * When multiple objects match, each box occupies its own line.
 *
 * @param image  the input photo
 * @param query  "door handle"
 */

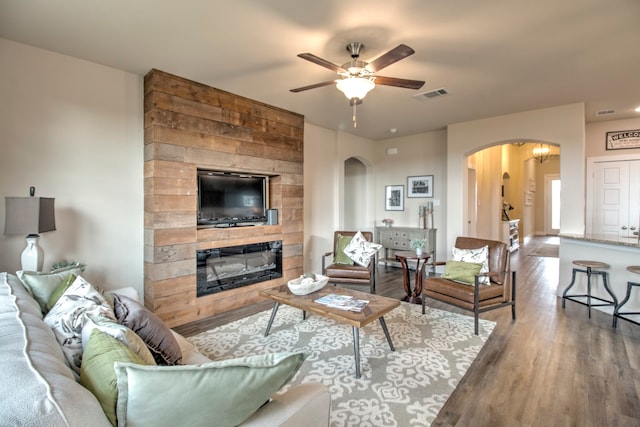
xmin=621 ymin=226 xmax=628 ymax=230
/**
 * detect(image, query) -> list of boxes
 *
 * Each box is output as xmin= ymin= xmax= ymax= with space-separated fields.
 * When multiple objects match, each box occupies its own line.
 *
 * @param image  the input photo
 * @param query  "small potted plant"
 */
xmin=382 ymin=218 xmax=394 ymax=227
xmin=410 ymin=238 xmax=426 ymax=256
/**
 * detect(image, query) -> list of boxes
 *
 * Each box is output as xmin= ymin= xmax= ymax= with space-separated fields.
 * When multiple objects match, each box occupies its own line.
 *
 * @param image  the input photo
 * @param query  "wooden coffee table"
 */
xmin=259 ymin=285 xmax=400 ymax=378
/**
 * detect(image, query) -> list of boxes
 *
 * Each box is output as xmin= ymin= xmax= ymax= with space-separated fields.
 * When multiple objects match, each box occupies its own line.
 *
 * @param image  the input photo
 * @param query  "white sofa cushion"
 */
xmin=0 ymin=273 xmax=111 ymax=426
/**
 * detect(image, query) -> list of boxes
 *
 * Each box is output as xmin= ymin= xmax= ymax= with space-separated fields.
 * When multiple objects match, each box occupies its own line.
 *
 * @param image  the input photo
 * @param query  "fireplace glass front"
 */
xmin=196 ymin=240 xmax=282 ymax=297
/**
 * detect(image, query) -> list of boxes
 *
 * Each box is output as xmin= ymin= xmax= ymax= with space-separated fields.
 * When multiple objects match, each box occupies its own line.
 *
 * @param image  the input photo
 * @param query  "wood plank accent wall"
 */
xmin=144 ymin=69 xmax=304 ymax=328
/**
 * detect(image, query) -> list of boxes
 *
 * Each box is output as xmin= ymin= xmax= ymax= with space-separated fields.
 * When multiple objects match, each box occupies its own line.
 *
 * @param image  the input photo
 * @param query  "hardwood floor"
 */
xmin=174 ymin=236 xmax=640 ymax=426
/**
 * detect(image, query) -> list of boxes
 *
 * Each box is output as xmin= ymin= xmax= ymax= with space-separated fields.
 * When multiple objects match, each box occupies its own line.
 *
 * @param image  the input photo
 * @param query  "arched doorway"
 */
xmin=344 ymin=157 xmax=367 ymax=230
xmin=466 ymin=141 xmax=560 ymax=244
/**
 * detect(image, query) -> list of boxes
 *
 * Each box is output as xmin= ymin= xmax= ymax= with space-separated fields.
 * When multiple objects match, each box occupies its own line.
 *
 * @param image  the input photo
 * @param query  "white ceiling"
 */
xmin=2 ymin=0 xmax=640 ymax=140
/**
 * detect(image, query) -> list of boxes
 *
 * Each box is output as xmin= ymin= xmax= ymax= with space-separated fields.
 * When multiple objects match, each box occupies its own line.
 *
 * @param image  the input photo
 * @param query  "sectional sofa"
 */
xmin=0 ymin=272 xmax=330 ymax=426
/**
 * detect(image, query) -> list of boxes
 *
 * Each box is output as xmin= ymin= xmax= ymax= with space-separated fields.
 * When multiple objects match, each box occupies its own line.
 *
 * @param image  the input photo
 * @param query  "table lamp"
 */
xmin=4 ymin=187 xmax=56 ymax=272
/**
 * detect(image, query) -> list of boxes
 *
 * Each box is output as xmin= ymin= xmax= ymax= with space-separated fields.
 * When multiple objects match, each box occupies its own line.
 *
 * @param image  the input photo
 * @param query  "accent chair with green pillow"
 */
xmin=422 ymin=236 xmax=516 ymax=335
xmin=322 ymin=230 xmax=377 ymax=294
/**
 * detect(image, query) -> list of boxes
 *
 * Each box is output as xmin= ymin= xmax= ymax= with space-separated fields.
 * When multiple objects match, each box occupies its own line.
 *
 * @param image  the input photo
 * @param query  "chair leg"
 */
xmin=474 ymin=279 xmax=480 ymax=335
xmin=511 ymin=270 xmax=517 ymax=320
xmin=474 ymin=312 xmax=479 ymax=335
xmin=562 ymin=268 xmax=579 ymax=309
xmin=421 ymin=292 xmax=426 ymax=314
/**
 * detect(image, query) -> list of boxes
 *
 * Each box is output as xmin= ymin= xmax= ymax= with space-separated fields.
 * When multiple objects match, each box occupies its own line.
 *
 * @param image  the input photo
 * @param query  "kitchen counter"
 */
xmin=560 ymin=233 xmax=640 ymax=248
xmin=558 ymin=234 xmax=640 ymax=316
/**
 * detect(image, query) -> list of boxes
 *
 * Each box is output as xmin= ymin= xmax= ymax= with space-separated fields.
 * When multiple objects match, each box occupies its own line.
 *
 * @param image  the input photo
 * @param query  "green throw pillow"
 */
xmin=80 ymin=329 xmax=147 ymax=426
xmin=17 ymin=266 xmax=83 ymax=313
xmin=334 ymin=234 xmax=355 ymax=265
xmin=114 ymin=352 xmax=307 ymax=427
xmin=46 ymin=273 xmax=77 ymax=312
xmin=443 ymin=260 xmax=483 ymax=285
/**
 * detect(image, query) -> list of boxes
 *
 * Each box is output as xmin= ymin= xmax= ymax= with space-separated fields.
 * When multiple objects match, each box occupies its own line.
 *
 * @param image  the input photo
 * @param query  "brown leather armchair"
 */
xmin=322 ymin=231 xmax=376 ymax=294
xmin=422 ymin=236 xmax=516 ymax=335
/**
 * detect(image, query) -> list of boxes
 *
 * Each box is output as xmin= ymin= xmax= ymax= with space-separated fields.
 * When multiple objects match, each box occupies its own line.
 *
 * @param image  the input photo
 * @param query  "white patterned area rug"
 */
xmin=188 ymin=302 xmax=495 ymax=426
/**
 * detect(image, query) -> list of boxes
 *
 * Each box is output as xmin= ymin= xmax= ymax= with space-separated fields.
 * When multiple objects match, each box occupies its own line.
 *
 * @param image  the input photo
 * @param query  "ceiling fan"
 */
xmin=290 ymin=42 xmax=425 ymax=127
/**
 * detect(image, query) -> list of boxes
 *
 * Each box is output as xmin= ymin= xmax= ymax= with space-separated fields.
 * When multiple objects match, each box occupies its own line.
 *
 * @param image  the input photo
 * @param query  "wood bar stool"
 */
xmin=613 ymin=266 xmax=640 ymax=328
xmin=562 ymin=260 xmax=618 ymax=318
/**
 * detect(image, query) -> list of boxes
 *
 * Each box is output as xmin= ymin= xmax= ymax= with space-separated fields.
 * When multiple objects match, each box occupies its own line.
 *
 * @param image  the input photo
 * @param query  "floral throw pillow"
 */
xmin=44 ymin=276 xmax=115 ymax=377
xmin=344 ymin=231 xmax=382 ymax=268
xmin=451 ymin=245 xmax=490 ymax=284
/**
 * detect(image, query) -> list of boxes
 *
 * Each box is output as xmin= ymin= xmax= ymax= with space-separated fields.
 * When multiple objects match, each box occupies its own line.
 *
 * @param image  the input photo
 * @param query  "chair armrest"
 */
xmin=477 ymin=270 xmax=511 ymax=286
xmin=321 ymin=252 xmax=334 ymax=272
xmin=427 ymin=260 xmax=447 ymax=276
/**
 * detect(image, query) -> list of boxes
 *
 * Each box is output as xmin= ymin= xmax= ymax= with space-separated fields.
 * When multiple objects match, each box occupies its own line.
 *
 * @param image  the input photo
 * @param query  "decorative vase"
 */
xmin=415 ymin=247 xmax=423 ymax=256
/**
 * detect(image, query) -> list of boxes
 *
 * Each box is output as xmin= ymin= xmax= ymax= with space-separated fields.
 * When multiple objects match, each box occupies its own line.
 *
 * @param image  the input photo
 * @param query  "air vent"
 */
xmin=595 ymin=109 xmax=616 ymax=116
xmin=414 ymin=88 xmax=449 ymax=100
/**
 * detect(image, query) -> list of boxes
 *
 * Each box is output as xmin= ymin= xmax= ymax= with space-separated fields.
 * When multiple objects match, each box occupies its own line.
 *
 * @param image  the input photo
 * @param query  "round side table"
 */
xmin=395 ymin=251 xmax=431 ymax=304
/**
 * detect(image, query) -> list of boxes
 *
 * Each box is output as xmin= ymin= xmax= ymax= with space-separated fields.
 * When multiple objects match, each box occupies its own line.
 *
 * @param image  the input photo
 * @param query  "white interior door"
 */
xmin=544 ymin=174 xmax=560 ymax=235
xmin=629 ymin=161 xmax=640 ymax=240
xmin=590 ymin=160 xmax=634 ymax=239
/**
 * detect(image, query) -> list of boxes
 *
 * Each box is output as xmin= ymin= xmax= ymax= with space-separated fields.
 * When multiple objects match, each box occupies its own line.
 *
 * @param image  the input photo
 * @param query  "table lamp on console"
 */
xmin=4 ymin=186 xmax=56 ymax=272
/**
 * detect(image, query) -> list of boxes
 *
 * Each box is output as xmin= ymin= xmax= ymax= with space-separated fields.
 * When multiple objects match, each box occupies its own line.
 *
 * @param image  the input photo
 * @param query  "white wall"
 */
xmin=373 ymin=131 xmax=448 ymax=260
xmin=303 ymin=123 xmax=339 ymax=273
xmin=303 ymin=125 xmax=379 ymax=273
xmin=336 ymin=132 xmax=377 ymax=230
xmin=0 ymin=39 xmax=144 ymax=293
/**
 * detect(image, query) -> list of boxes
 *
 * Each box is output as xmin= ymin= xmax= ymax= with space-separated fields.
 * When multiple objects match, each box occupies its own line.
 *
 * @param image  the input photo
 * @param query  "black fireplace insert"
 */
xmin=196 ymin=240 xmax=282 ymax=297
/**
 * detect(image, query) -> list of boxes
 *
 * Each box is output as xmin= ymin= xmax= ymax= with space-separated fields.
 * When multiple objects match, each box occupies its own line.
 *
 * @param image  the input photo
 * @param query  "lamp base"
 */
xmin=21 ymin=234 xmax=44 ymax=272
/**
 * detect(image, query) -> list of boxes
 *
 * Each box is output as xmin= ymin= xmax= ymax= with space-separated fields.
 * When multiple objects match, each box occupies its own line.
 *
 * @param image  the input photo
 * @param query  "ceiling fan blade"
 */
xmin=290 ymin=80 xmax=337 ymax=93
xmin=366 ymin=44 xmax=415 ymax=72
xmin=374 ymin=76 xmax=425 ymax=90
xmin=297 ymin=53 xmax=346 ymax=73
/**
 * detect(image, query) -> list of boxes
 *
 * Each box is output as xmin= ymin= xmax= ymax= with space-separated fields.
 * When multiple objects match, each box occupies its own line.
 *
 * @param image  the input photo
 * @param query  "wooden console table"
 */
xmin=375 ymin=227 xmax=437 ymax=268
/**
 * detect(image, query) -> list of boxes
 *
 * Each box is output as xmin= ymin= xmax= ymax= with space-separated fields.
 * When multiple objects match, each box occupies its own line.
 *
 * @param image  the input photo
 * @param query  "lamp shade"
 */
xmin=336 ymin=77 xmax=375 ymax=101
xmin=4 ymin=197 xmax=56 ymax=236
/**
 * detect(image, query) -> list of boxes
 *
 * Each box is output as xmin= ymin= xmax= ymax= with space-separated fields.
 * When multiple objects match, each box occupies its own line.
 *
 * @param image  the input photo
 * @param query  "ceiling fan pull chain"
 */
xmin=353 ymin=103 xmax=357 ymax=128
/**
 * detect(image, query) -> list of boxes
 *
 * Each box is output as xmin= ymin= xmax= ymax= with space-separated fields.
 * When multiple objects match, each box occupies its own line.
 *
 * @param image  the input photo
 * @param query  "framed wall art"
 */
xmin=525 ymin=191 xmax=533 ymax=206
xmin=385 ymin=185 xmax=404 ymax=211
xmin=606 ymin=129 xmax=640 ymax=150
xmin=407 ymin=175 xmax=433 ymax=198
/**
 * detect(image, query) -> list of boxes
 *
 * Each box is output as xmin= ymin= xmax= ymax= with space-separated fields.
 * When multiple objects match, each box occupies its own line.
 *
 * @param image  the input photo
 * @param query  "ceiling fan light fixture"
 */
xmin=532 ymin=143 xmax=551 ymax=163
xmin=336 ymin=77 xmax=375 ymax=101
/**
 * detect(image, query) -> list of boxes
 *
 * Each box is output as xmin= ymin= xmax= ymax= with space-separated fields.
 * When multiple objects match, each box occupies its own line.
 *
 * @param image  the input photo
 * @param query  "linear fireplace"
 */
xmin=196 ymin=241 xmax=283 ymax=297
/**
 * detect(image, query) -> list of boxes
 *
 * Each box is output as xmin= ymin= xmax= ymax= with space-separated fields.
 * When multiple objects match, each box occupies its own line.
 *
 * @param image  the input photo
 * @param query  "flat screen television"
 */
xmin=197 ymin=170 xmax=267 ymax=227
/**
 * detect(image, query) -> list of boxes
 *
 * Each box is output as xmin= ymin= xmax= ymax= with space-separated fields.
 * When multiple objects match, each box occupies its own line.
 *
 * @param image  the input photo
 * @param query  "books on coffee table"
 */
xmin=314 ymin=293 xmax=369 ymax=312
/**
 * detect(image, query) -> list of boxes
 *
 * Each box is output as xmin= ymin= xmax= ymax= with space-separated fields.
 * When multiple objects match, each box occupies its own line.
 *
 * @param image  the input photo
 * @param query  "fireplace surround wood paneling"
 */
xmin=144 ymin=69 xmax=304 ymax=327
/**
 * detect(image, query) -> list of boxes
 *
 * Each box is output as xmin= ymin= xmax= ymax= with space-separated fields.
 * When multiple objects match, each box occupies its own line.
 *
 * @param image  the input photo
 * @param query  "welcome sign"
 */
xmin=606 ymin=129 xmax=640 ymax=150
